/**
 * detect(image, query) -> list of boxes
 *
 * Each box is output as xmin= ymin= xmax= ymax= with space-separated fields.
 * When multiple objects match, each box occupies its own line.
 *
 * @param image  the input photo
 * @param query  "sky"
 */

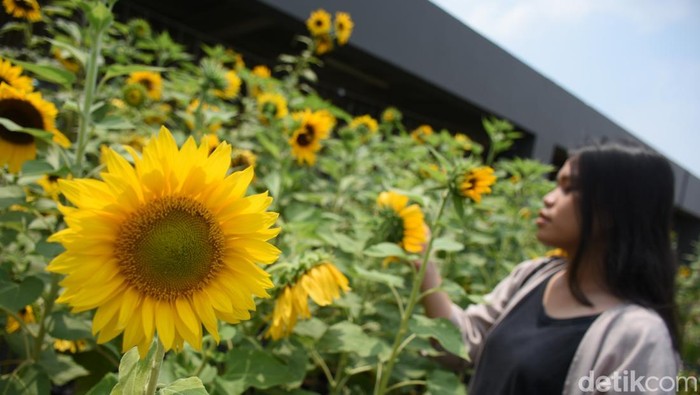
xmin=429 ymin=0 xmax=700 ymax=178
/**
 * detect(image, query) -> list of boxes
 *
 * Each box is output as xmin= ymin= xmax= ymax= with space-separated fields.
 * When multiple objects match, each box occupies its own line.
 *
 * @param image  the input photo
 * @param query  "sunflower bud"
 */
xmin=122 ymin=83 xmax=147 ymax=108
xmin=200 ymin=59 xmax=228 ymax=91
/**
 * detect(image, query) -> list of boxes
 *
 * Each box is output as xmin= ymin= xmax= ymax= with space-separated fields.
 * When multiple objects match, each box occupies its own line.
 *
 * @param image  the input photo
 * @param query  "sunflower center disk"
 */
xmin=0 ymin=98 xmax=42 ymax=145
xmin=296 ymin=131 xmax=313 ymax=147
xmin=116 ymin=196 xmax=224 ymax=300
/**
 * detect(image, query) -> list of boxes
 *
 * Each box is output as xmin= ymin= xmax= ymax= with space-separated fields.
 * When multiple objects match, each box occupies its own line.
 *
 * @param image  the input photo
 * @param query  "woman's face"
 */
xmin=536 ymin=160 xmax=581 ymax=254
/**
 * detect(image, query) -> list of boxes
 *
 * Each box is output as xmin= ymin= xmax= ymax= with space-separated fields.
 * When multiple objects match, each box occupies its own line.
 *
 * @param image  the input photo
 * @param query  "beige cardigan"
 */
xmin=449 ymin=258 xmax=680 ymax=395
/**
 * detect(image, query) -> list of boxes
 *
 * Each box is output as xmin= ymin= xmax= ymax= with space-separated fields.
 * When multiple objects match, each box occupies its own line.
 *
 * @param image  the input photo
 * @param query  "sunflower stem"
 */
xmin=33 ymin=273 xmax=61 ymax=360
xmin=75 ymin=20 xmax=107 ymax=175
xmin=193 ymin=91 xmax=206 ymax=141
xmin=374 ymin=191 xmax=449 ymax=395
xmin=145 ymin=337 xmax=165 ymax=395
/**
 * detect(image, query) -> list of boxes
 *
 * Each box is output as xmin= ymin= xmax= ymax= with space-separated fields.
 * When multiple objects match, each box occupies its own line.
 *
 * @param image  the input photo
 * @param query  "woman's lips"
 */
xmin=536 ymin=212 xmax=550 ymax=226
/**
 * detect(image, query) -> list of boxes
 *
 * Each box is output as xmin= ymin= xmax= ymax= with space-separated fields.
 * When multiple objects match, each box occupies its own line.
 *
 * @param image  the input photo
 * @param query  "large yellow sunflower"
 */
xmin=126 ymin=71 xmax=162 ymax=101
xmin=214 ymin=70 xmax=241 ymax=100
xmin=47 ymin=126 xmax=282 ymax=357
xmin=457 ymin=166 xmax=497 ymax=203
xmin=288 ymin=109 xmax=334 ymax=166
xmin=334 ymin=12 xmax=354 ymax=45
xmin=3 ymin=0 xmax=41 ymax=22
xmin=0 ymin=84 xmax=71 ymax=173
xmin=306 ymin=9 xmax=331 ymax=36
xmin=266 ymin=261 xmax=349 ymax=340
xmin=0 ymin=58 xmax=33 ymax=92
xmin=376 ymin=191 xmax=427 ymax=253
xmin=256 ymin=92 xmax=288 ymax=124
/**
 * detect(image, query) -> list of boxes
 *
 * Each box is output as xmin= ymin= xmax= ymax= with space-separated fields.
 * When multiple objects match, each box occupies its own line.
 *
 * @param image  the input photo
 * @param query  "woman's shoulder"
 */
xmin=591 ymin=303 xmax=672 ymax=347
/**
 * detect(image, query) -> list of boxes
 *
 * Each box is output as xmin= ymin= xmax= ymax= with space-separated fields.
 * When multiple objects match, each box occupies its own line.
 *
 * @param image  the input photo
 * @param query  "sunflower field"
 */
xmin=1 ymin=1 xmax=698 ymax=394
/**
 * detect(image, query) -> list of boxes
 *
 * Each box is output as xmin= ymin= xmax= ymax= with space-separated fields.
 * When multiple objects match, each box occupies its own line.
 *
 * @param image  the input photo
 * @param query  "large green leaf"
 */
xmin=318 ymin=321 xmax=390 ymax=359
xmin=0 ymin=276 xmax=45 ymax=311
xmin=426 ymin=370 xmax=466 ymax=395
xmin=431 ymin=237 xmax=464 ymax=253
xmin=85 ymin=373 xmax=119 ymax=395
xmin=158 ymin=377 xmax=208 ymax=395
xmin=110 ymin=342 xmax=158 ymax=395
xmin=38 ymin=349 xmax=90 ymax=386
xmin=223 ymin=348 xmax=300 ymax=390
xmin=364 ymin=242 xmax=406 ymax=258
xmin=409 ymin=315 xmax=468 ymax=360
xmin=48 ymin=311 xmax=92 ymax=340
xmin=9 ymin=59 xmax=76 ymax=88
xmin=0 ymin=365 xmax=50 ymax=394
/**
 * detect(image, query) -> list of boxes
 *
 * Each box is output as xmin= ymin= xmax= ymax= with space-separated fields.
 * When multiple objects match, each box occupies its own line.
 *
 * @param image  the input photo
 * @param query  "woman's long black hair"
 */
xmin=567 ymin=140 xmax=680 ymax=350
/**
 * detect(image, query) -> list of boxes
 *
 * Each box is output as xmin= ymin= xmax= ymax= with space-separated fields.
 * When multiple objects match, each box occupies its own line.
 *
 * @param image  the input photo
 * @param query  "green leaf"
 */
xmin=20 ymin=159 xmax=55 ymax=176
xmin=426 ymin=370 xmax=466 ymax=395
xmin=0 ymin=276 xmax=45 ymax=311
xmin=255 ymin=131 xmax=280 ymax=159
xmin=9 ymin=59 xmax=76 ymax=88
xmin=431 ymin=237 xmax=464 ymax=253
xmin=38 ymin=349 xmax=90 ymax=386
xmin=35 ymin=240 xmax=65 ymax=259
xmin=293 ymin=317 xmax=328 ymax=340
xmin=45 ymin=38 xmax=88 ymax=66
xmin=158 ymin=377 xmax=208 ymax=395
xmin=212 ymin=377 xmax=245 ymax=395
xmin=364 ymin=242 xmax=407 ymax=258
xmin=223 ymin=348 xmax=299 ymax=390
xmin=0 ymin=186 xmax=25 ymax=209
xmin=48 ymin=311 xmax=92 ymax=340
xmin=85 ymin=373 xmax=119 ymax=395
xmin=0 ymin=364 xmax=50 ymax=394
xmin=318 ymin=321 xmax=390 ymax=359
xmin=0 ymin=117 xmax=54 ymax=143
xmin=353 ymin=266 xmax=405 ymax=289
xmin=409 ymin=315 xmax=468 ymax=360
xmin=110 ymin=342 xmax=158 ymax=395
xmin=95 ymin=115 xmax=134 ymax=130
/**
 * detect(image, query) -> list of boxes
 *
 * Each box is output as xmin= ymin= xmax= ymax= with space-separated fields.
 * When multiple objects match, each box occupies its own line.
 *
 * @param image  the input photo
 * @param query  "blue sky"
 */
xmin=429 ymin=0 xmax=700 ymax=178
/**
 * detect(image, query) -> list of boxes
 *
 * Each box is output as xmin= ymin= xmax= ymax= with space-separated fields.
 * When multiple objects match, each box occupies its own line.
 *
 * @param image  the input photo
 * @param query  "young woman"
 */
xmin=420 ymin=141 xmax=681 ymax=394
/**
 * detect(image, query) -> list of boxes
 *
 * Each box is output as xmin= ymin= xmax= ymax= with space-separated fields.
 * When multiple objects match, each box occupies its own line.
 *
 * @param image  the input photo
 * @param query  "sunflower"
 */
xmin=47 ymin=126 xmax=281 ymax=357
xmin=143 ymin=103 xmax=172 ymax=126
xmin=349 ymin=115 xmax=378 ymax=134
xmin=3 ymin=0 xmax=41 ymax=22
xmin=679 ymin=265 xmax=692 ymax=279
xmin=0 ymin=84 xmax=71 ymax=173
xmin=202 ymin=133 xmax=219 ymax=154
xmin=288 ymin=109 xmax=334 ymax=166
xmin=334 ymin=12 xmax=354 ymax=45
xmin=456 ymin=166 xmax=497 ymax=203
xmin=5 ymin=306 xmax=35 ymax=333
xmin=126 ymin=71 xmax=162 ymax=101
xmin=0 ymin=58 xmax=33 ymax=92
xmin=54 ymin=339 xmax=87 ymax=354
xmin=37 ymin=173 xmax=71 ymax=201
xmin=454 ymin=133 xmax=472 ymax=151
xmin=122 ymin=83 xmax=147 ymax=108
xmin=306 ymin=9 xmax=331 ymax=36
xmin=256 ymin=92 xmax=288 ymax=124
xmin=381 ymin=107 xmax=402 ymax=123
xmin=251 ymin=65 xmax=271 ymax=79
xmin=410 ymin=124 xmax=434 ymax=144
xmin=231 ymin=149 xmax=256 ymax=170
xmin=266 ymin=261 xmax=349 ymax=340
xmin=376 ymin=191 xmax=427 ymax=253
xmin=314 ymin=34 xmax=334 ymax=55
xmin=214 ymin=70 xmax=241 ymax=100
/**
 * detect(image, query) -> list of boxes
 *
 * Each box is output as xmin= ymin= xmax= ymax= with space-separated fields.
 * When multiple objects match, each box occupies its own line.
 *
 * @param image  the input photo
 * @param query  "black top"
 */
xmin=469 ymin=274 xmax=600 ymax=395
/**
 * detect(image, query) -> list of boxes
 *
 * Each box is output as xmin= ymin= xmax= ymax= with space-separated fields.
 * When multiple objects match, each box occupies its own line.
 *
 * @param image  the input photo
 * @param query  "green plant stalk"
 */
xmin=329 ymin=352 xmax=349 ymax=395
xmin=75 ymin=25 xmax=107 ymax=174
xmin=145 ymin=337 xmax=165 ymax=395
xmin=33 ymin=273 xmax=61 ymax=360
xmin=375 ymin=191 xmax=450 ymax=395
xmin=193 ymin=90 xmax=206 ymax=141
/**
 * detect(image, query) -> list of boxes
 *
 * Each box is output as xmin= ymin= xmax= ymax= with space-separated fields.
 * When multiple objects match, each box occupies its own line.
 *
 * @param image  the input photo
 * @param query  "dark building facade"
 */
xmin=118 ymin=0 xmax=700 ymax=258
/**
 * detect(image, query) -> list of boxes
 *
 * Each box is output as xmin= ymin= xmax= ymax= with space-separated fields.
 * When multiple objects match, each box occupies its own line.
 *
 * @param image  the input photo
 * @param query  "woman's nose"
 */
xmin=543 ymin=190 xmax=555 ymax=207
